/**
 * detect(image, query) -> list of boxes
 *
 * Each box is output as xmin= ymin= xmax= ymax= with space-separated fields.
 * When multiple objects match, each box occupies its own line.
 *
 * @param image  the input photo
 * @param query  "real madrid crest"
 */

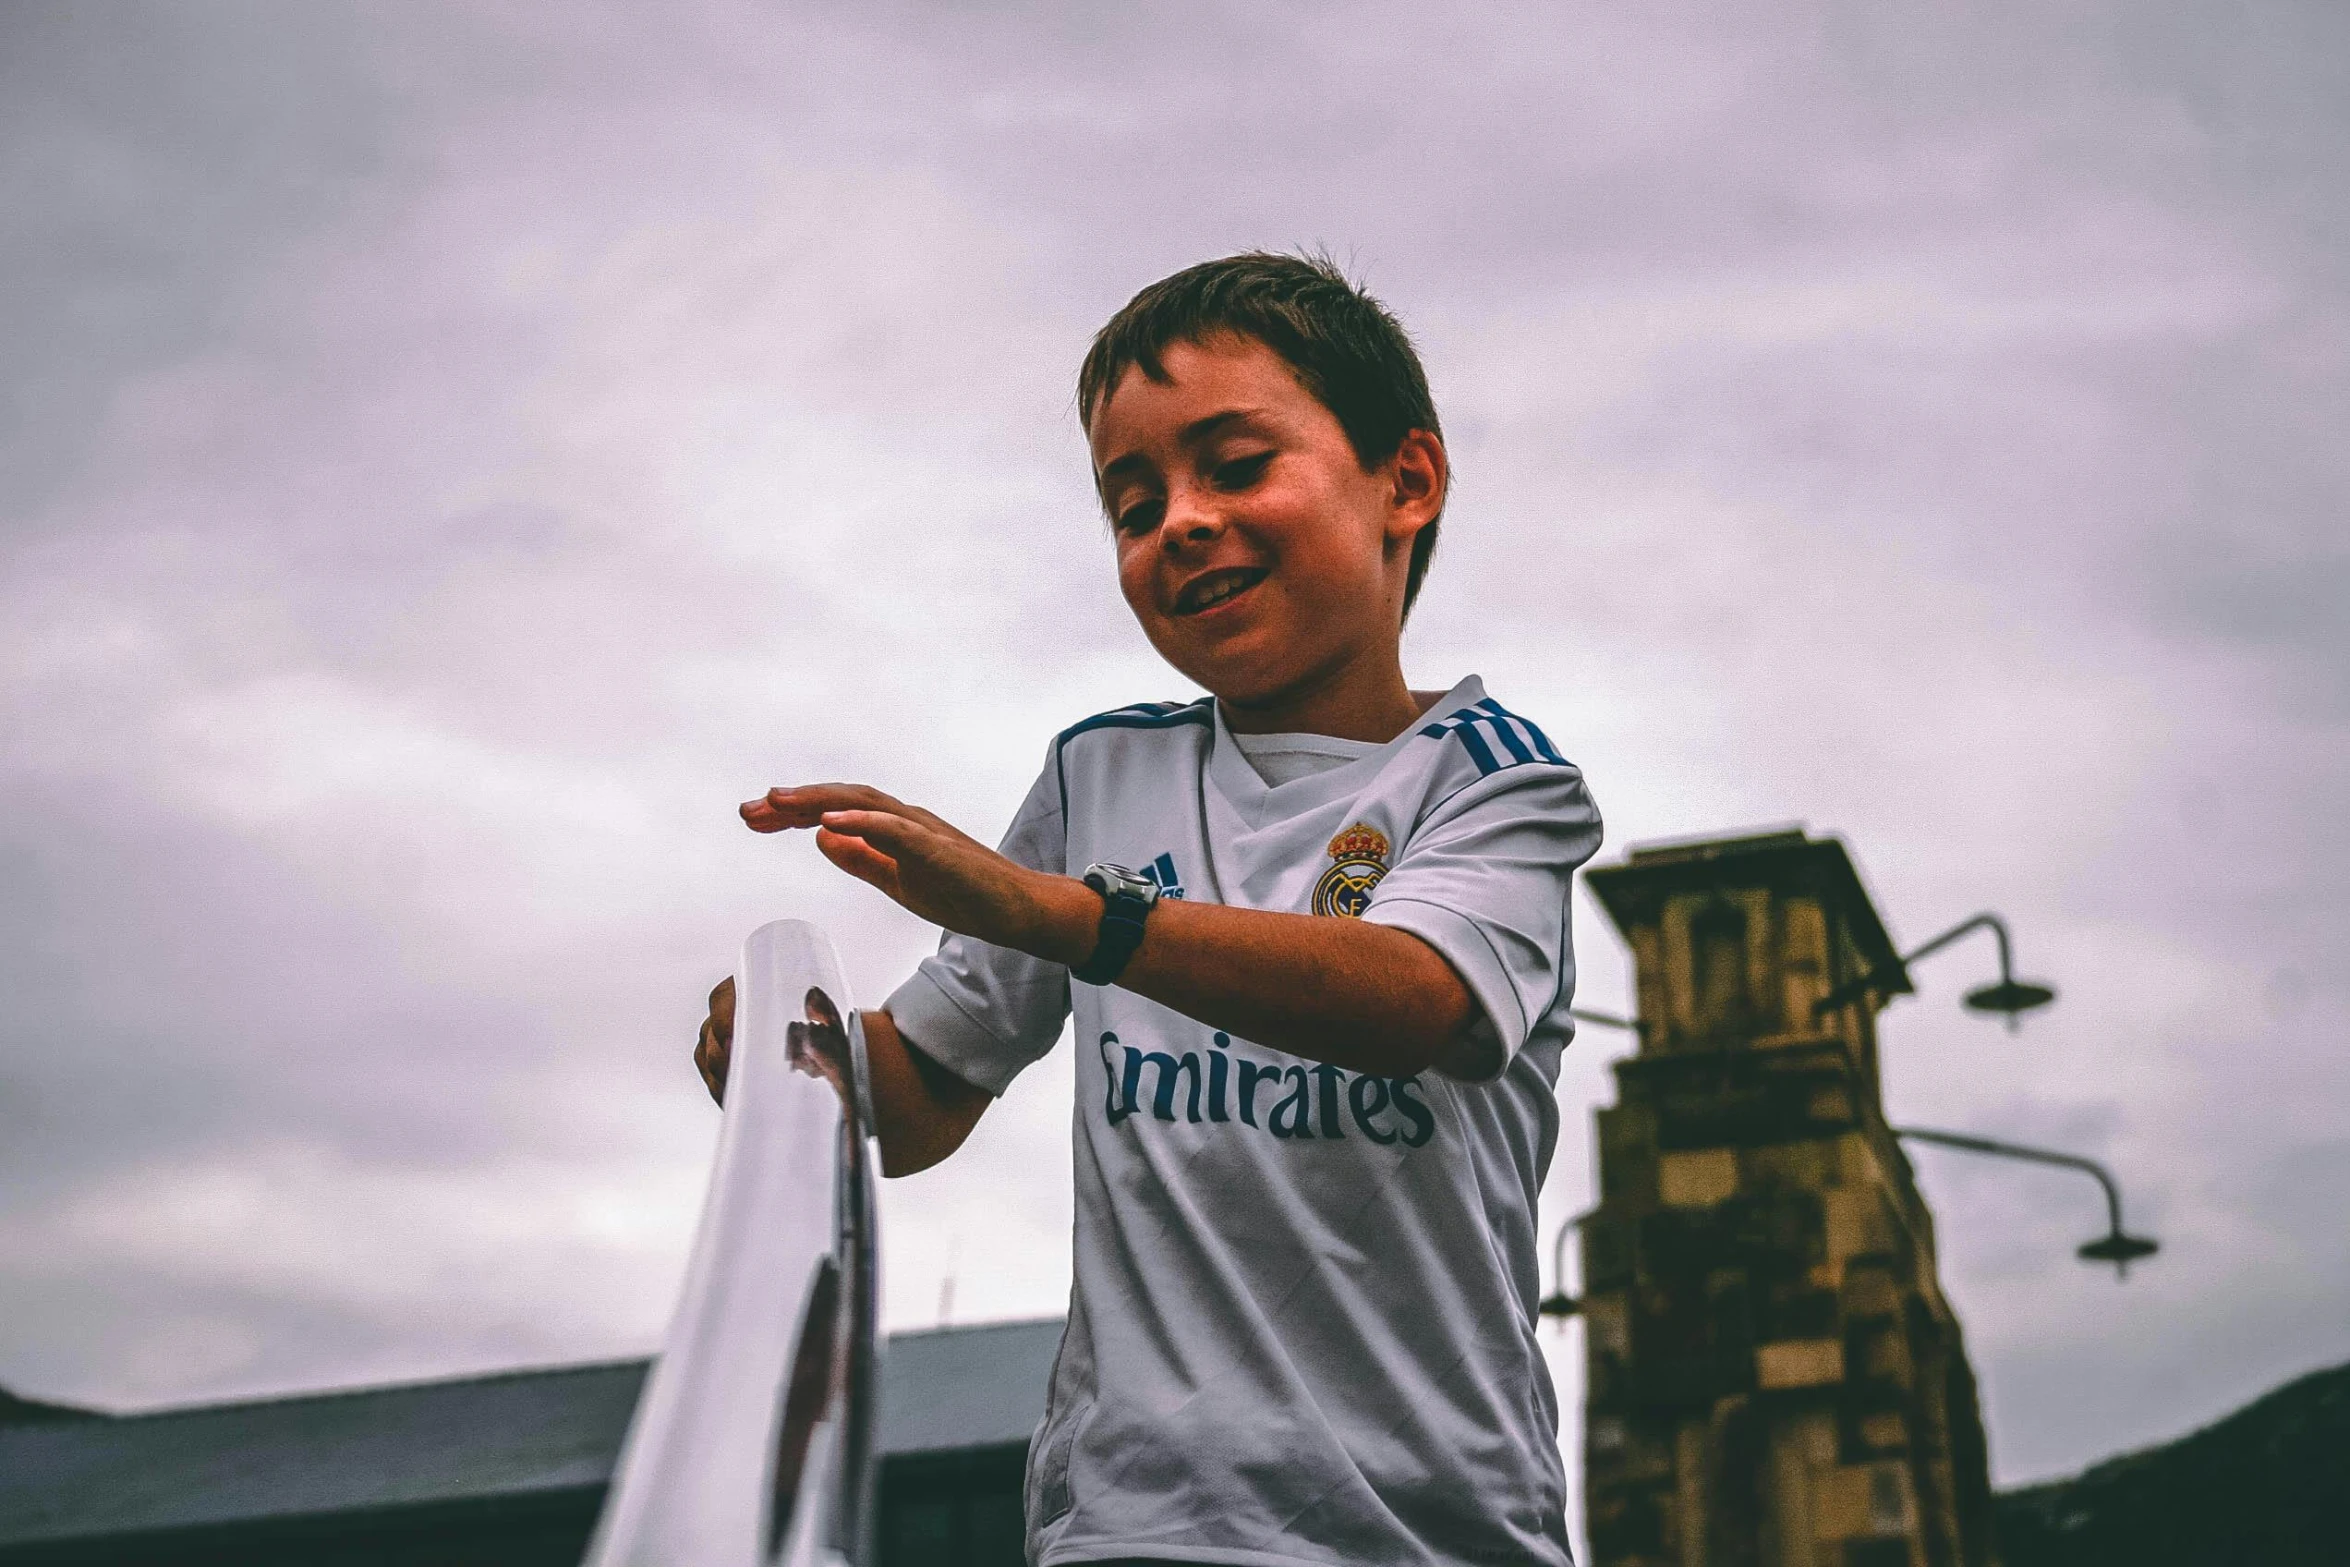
xmin=1313 ymin=822 xmax=1391 ymax=918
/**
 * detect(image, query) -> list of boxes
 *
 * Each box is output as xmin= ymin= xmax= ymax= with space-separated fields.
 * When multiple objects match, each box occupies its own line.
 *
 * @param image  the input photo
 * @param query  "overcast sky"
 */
xmin=3 ymin=0 xmax=2344 ymax=1516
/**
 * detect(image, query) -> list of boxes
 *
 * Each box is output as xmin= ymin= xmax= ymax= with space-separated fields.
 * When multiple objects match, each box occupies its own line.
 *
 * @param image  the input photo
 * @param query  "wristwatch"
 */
xmin=1073 ymin=862 xmax=1161 ymax=987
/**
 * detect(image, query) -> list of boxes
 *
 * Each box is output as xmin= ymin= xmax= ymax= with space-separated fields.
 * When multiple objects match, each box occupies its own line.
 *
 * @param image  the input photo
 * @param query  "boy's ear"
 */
xmin=1384 ymin=429 xmax=1447 ymax=542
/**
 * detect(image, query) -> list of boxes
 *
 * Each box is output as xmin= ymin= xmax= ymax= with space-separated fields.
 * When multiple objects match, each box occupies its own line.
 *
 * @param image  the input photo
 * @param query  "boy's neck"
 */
xmin=1214 ymin=650 xmax=1446 ymax=744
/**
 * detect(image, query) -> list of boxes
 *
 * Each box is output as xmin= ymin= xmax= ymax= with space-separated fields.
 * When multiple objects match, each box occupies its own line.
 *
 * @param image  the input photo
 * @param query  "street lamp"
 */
xmin=1539 ymin=1120 xmax=2161 ymax=1323
xmin=1814 ymin=911 xmax=2057 ymax=1032
xmin=1574 ymin=913 xmax=2053 ymax=1038
xmin=1543 ymin=1008 xmax=1626 ymax=1321
xmin=1895 ymin=1126 xmax=2160 ymax=1279
xmin=1558 ymin=907 xmax=2135 ymax=1296
xmin=1538 ymin=1216 xmax=1583 ymax=1323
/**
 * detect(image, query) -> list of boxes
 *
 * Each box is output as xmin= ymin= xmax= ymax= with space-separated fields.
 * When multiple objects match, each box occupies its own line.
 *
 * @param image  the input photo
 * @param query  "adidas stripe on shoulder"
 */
xmin=1418 ymin=696 xmax=1570 ymax=777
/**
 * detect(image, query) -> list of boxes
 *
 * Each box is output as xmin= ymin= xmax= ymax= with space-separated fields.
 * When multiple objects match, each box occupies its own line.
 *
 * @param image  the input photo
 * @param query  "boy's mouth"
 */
xmin=1173 ymin=566 xmax=1269 ymax=616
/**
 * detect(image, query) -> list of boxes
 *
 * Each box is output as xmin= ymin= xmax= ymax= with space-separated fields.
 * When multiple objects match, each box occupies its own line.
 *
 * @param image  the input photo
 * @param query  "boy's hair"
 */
xmin=1079 ymin=251 xmax=1448 ymax=619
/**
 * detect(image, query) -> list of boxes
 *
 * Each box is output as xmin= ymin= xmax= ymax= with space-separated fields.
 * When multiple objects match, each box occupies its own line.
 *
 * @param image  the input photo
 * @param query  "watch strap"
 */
xmin=1073 ymin=870 xmax=1155 ymax=986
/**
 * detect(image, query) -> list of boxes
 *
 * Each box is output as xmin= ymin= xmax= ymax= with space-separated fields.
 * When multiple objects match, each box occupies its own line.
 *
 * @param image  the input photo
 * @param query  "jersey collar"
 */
xmin=1205 ymin=674 xmax=1489 ymax=828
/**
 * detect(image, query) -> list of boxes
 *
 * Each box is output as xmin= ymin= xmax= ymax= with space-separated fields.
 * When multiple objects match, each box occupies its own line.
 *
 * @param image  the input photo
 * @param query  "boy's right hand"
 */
xmin=689 ymin=976 xmax=989 ymax=1177
xmin=693 ymin=976 xmax=734 ymax=1105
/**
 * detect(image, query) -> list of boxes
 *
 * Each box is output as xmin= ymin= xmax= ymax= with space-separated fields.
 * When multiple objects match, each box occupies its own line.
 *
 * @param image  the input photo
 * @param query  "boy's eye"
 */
xmin=1213 ymin=452 xmax=1273 ymax=489
xmin=1115 ymin=498 xmax=1165 ymax=535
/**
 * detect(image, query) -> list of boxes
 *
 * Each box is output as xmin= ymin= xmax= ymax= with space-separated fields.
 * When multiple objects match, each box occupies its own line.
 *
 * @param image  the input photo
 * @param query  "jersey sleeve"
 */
xmin=1361 ymin=763 xmax=1603 ymax=1080
xmin=880 ymin=750 xmax=1072 ymax=1096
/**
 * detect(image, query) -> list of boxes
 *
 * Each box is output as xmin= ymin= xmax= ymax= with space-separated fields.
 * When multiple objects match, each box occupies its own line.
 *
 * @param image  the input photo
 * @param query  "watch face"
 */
xmin=1085 ymin=862 xmax=1157 ymax=902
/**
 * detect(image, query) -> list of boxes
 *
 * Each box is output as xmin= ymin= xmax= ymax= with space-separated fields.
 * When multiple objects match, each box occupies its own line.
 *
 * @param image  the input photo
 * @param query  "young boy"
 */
xmin=695 ymin=253 xmax=1601 ymax=1566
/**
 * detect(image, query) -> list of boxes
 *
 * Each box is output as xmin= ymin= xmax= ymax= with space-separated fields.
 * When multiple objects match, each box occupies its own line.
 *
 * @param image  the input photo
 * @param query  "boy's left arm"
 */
xmin=1064 ymin=886 xmax=1480 ymax=1078
xmin=745 ymin=773 xmax=1599 ymax=1080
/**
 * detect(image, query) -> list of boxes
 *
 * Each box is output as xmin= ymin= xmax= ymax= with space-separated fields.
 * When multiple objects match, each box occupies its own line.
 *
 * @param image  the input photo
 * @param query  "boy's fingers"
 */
xmin=740 ymin=798 xmax=807 ymax=833
xmin=814 ymin=822 xmax=899 ymax=865
xmin=695 ymin=1016 xmax=728 ymax=1105
xmin=742 ymin=784 xmax=913 ymax=833
xmin=742 ymin=792 xmax=829 ymax=829
xmin=817 ymin=809 xmax=936 ymax=859
xmin=772 ymin=783 xmax=907 ymax=814
xmin=815 ymin=827 xmax=901 ymax=891
xmin=694 ymin=975 xmax=736 ymax=1107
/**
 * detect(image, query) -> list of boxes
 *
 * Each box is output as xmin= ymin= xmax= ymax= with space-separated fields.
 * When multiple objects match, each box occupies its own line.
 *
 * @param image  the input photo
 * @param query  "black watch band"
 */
xmin=1074 ymin=863 xmax=1158 ymax=986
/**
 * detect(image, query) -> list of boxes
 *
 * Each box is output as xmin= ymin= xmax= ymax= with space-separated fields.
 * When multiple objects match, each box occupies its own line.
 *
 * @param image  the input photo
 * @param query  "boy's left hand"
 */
xmin=743 ymin=785 xmax=1067 ymax=954
xmin=742 ymin=785 xmax=1483 ymax=1081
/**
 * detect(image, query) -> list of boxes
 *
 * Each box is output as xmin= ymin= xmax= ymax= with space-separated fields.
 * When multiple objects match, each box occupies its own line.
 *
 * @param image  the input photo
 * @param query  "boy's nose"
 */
xmin=1159 ymin=486 xmax=1225 ymax=551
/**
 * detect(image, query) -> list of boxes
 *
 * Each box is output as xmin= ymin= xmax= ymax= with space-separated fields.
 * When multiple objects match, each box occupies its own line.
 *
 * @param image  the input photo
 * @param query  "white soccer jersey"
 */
xmin=884 ymin=674 xmax=1602 ymax=1567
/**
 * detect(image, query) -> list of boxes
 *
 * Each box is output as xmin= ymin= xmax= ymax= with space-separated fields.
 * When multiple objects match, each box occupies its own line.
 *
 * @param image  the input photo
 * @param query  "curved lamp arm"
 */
xmin=1895 ymin=1124 xmax=2158 ymax=1278
xmin=1814 ymin=912 xmax=2055 ymax=1028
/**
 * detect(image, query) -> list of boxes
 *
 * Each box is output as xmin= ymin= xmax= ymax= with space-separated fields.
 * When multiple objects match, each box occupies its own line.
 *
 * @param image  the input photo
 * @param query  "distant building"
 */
xmin=0 ymin=1317 xmax=1059 ymax=1567
xmin=1579 ymin=831 xmax=1999 ymax=1567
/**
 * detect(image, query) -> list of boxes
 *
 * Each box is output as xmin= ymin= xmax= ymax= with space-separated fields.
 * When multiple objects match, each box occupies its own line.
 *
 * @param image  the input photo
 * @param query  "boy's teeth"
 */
xmin=1188 ymin=571 xmax=1257 ymax=611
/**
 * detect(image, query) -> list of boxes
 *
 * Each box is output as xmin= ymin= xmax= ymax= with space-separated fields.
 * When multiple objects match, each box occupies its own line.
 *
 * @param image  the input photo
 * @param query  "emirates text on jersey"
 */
xmin=1099 ymin=1030 xmax=1436 ymax=1145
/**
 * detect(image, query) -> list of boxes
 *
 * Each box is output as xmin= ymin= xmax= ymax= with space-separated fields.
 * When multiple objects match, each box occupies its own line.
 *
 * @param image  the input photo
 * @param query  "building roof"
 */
xmin=0 ymin=1317 xmax=1064 ymax=1553
xmin=1585 ymin=828 xmax=1912 ymax=995
xmin=875 ymin=1317 xmax=1062 ymax=1459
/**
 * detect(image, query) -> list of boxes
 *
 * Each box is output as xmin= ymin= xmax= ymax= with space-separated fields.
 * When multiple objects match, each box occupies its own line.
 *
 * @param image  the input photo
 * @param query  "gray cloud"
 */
xmin=2 ymin=0 xmax=2344 ymax=1515
xmin=0 ymin=3 xmax=392 ymax=523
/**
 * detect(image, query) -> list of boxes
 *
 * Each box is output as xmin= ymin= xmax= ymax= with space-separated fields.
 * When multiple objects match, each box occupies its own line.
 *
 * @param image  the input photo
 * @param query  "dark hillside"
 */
xmin=1995 ymin=1359 xmax=2350 ymax=1567
xmin=0 ymin=1389 xmax=99 ymax=1426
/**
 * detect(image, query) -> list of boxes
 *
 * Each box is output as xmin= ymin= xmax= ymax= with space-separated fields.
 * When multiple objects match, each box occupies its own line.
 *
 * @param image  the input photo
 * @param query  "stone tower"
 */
xmin=1577 ymin=831 xmax=1998 ymax=1567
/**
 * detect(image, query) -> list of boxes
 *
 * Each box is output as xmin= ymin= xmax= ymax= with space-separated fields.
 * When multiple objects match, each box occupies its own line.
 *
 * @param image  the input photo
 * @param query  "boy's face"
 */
xmin=1087 ymin=333 xmax=1441 ymax=715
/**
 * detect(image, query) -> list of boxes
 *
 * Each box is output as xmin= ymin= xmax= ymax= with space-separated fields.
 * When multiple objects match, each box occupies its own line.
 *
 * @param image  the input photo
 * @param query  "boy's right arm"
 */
xmin=694 ymin=978 xmax=990 ymax=1177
